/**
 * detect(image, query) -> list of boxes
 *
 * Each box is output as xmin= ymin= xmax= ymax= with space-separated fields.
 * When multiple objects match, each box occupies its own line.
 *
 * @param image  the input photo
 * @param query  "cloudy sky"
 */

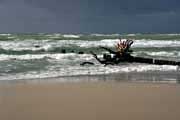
xmin=0 ymin=0 xmax=180 ymax=33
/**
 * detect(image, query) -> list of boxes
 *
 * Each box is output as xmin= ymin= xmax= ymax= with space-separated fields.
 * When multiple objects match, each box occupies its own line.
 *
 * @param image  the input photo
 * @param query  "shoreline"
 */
xmin=0 ymin=72 xmax=180 ymax=85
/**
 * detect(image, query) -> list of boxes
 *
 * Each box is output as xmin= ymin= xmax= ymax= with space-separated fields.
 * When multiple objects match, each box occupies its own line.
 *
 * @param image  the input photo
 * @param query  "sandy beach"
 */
xmin=0 ymin=81 xmax=180 ymax=120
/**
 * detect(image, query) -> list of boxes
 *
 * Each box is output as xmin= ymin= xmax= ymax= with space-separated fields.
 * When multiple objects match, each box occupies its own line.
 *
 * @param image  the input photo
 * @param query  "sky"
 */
xmin=0 ymin=0 xmax=180 ymax=33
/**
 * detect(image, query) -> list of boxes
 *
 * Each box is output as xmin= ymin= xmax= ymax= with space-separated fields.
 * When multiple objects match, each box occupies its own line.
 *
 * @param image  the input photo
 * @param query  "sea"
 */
xmin=0 ymin=33 xmax=180 ymax=83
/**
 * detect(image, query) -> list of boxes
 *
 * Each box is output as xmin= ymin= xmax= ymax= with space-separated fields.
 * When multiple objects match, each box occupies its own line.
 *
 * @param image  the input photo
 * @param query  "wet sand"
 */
xmin=0 ymin=81 xmax=180 ymax=120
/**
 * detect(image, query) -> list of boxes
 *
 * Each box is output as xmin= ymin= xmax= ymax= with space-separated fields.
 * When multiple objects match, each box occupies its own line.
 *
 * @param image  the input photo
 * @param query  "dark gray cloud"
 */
xmin=0 ymin=0 xmax=180 ymax=33
xmin=0 ymin=0 xmax=83 ymax=33
xmin=26 ymin=0 xmax=180 ymax=15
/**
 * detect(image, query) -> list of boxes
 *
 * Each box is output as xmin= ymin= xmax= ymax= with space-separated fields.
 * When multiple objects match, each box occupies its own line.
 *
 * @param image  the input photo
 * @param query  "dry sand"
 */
xmin=0 ymin=81 xmax=180 ymax=120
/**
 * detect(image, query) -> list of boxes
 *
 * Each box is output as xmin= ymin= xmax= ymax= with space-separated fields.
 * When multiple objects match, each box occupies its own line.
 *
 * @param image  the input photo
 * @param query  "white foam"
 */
xmin=0 ymin=62 xmax=178 ymax=81
xmin=146 ymin=51 xmax=175 ymax=57
xmin=63 ymin=34 xmax=80 ymax=38
xmin=76 ymin=39 xmax=119 ymax=48
xmin=1 ymin=39 xmax=180 ymax=52
xmin=0 ymin=54 xmax=63 ymax=61
xmin=134 ymin=51 xmax=180 ymax=58
xmin=121 ymin=64 xmax=177 ymax=72
xmin=166 ymin=34 xmax=180 ymax=36
xmin=7 ymin=36 xmax=16 ymax=39
xmin=91 ymin=34 xmax=120 ymax=37
xmin=0 ymin=53 xmax=94 ymax=62
xmin=0 ymin=34 xmax=11 ymax=36
xmin=46 ymin=33 xmax=62 ymax=39
xmin=134 ymin=40 xmax=180 ymax=48
xmin=127 ymin=34 xmax=136 ymax=36
xmin=75 ymin=39 xmax=180 ymax=48
xmin=0 ymin=39 xmax=59 ymax=51
xmin=90 ymin=64 xmax=177 ymax=74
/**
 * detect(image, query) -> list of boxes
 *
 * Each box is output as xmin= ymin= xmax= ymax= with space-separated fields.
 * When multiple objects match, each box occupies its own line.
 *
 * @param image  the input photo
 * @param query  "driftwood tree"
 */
xmin=90 ymin=39 xmax=180 ymax=66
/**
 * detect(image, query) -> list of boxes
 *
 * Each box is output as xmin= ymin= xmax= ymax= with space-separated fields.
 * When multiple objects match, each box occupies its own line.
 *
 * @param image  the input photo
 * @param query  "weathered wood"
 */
xmin=91 ymin=45 xmax=180 ymax=66
xmin=133 ymin=57 xmax=180 ymax=66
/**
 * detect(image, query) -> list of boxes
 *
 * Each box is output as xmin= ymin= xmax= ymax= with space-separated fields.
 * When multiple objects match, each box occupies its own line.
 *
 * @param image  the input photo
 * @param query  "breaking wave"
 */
xmin=0 ymin=33 xmax=180 ymax=82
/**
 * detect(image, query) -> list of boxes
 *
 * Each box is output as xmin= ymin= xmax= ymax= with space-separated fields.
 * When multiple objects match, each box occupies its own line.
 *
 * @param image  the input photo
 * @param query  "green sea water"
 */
xmin=0 ymin=33 xmax=180 ymax=83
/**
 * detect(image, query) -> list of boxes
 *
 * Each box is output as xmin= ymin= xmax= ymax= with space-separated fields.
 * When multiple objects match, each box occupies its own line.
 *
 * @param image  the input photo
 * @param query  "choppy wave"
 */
xmin=134 ymin=40 xmax=180 ymax=48
xmin=63 ymin=34 xmax=80 ymax=38
xmin=133 ymin=51 xmax=180 ymax=59
xmin=0 ymin=63 xmax=178 ymax=81
xmin=0 ymin=33 xmax=180 ymax=82
xmin=0 ymin=53 xmax=93 ymax=61
xmin=1 ymin=39 xmax=180 ymax=58
xmin=1 ymin=38 xmax=180 ymax=50
xmin=1 ymin=33 xmax=180 ymax=41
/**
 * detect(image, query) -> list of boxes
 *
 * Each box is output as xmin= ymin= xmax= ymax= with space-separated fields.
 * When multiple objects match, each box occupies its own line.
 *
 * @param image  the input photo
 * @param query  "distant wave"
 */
xmin=63 ymin=34 xmax=80 ymax=38
xmin=0 ymin=33 xmax=180 ymax=41
xmin=91 ymin=34 xmax=120 ymax=37
xmin=1 ymin=39 xmax=180 ymax=56
xmin=134 ymin=40 xmax=180 ymax=48
xmin=0 ymin=34 xmax=12 ymax=36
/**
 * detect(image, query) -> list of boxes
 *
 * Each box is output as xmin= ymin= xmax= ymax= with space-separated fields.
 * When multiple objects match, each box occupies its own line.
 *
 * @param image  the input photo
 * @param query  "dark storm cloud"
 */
xmin=25 ymin=0 xmax=180 ymax=15
xmin=0 ymin=0 xmax=180 ymax=33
